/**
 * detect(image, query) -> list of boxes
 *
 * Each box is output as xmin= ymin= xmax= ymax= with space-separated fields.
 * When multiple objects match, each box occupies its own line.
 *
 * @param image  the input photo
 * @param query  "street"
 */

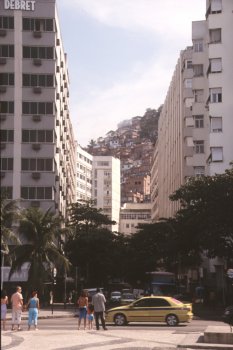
xmin=1 ymin=318 xmax=224 ymax=350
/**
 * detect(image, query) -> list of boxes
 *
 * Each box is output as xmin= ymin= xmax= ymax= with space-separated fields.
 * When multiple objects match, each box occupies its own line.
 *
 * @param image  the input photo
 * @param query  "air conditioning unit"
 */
xmin=55 ymin=175 xmax=59 ymax=181
xmin=0 ymin=172 xmax=5 ymax=178
xmin=32 ymin=172 xmax=41 ymax=179
xmin=32 ymin=115 xmax=41 ymax=122
xmin=0 ymin=86 xmax=7 ymax=93
xmin=32 ymin=143 xmax=41 ymax=151
xmin=33 ymin=86 xmax=42 ymax=94
xmin=31 ymin=201 xmax=40 ymax=207
xmin=33 ymin=31 xmax=42 ymax=38
xmin=0 ymin=143 xmax=6 ymax=149
xmin=0 ymin=29 xmax=7 ymax=37
xmin=0 ymin=57 xmax=7 ymax=65
xmin=33 ymin=58 xmax=42 ymax=66
xmin=0 ymin=114 xmax=6 ymax=122
xmin=56 ymin=38 xmax=60 ymax=46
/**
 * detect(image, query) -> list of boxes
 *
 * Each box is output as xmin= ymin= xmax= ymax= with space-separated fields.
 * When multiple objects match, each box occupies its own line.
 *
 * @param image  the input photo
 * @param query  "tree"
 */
xmin=68 ymin=200 xmax=116 ymax=234
xmin=170 ymin=165 xmax=233 ymax=261
xmin=10 ymin=207 xmax=70 ymax=297
xmin=65 ymin=200 xmax=125 ymax=286
xmin=0 ymin=194 xmax=21 ymax=257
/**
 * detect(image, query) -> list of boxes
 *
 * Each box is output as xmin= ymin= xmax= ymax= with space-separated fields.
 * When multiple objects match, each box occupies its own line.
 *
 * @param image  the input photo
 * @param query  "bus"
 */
xmin=145 ymin=271 xmax=177 ymax=296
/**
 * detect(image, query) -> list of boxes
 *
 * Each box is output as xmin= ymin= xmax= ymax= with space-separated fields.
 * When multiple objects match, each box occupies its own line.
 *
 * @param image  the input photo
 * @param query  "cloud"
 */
xmin=62 ymin=0 xmax=205 ymax=40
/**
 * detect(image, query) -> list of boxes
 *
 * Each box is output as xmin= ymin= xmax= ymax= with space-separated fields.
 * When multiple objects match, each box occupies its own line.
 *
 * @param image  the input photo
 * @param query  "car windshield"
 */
xmin=171 ymin=298 xmax=183 ymax=305
xmin=112 ymin=292 xmax=121 ymax=296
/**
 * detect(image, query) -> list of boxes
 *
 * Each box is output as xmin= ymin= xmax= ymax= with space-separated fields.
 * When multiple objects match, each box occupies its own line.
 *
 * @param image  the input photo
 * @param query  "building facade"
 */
xmin=119 ymin=202 xmax=151 ymax=235
xmin=92 ymin=156 xmax=121 ymax=231
xmin=76 ymin=144 xmax=93 ymax=202
xmin=0 ymin=0 xmax=76 ymax=219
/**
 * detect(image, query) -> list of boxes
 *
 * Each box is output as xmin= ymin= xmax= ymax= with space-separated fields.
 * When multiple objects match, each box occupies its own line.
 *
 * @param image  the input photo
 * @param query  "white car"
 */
xmin=110 ymin=291 xmax=122 ymax=303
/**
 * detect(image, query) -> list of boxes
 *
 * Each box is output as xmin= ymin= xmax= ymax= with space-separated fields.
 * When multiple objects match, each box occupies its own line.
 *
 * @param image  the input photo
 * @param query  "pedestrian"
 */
xmin=11 ymin=286 xmax=23 ymax=331
xmin=87 ymin=302 xmax=94 ymax=330
xmin=1 ymin=290 xmax=8 ymax=331
xmin=27 ymin=290 xmax=39 ymax=330
xmin=77 ymin=289 xmax=88 ymax=330
xmin=92 ymin=288 xmax=107 ymax=330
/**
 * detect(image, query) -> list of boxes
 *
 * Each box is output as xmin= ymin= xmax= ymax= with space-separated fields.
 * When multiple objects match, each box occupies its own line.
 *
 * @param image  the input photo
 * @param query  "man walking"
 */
xmin=11 ymin=286 xmax=23 ymax=331
xmin=92 ymin=288 xmax=107 ymax=330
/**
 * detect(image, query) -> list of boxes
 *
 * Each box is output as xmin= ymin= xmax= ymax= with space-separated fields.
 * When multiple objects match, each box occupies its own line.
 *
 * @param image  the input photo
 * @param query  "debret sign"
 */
xmin=4 ymin=0 xmax=35 ymax=11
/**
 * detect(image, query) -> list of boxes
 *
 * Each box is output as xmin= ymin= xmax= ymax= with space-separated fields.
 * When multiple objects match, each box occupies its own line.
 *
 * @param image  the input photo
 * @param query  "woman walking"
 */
xmin=1 ymin=290 xmax=8 ymax=331
xmin=27 ymin=291 xmax=39 ymax=330
xmin=77 ymin=290 xmax=88 ymax=330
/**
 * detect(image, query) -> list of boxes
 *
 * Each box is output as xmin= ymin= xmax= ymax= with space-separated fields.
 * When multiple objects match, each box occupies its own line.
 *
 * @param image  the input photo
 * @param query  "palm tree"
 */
xmin=0 ymin=195 xmax=21 ymax=256
xmin=10 ymin=207 xmax=70 ymax=297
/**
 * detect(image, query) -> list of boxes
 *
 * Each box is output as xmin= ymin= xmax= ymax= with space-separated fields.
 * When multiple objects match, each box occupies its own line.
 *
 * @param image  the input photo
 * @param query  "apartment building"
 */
xmin=119 ymin=202 xmax=151 ymax=235
xmin=92 ymin=156 xmax=121 ymax=231
xmin=0 ymin=0 xmax=76 ymax=218
xmin=76 ymin=144 xmax=93 ymax=202
xmin=152 ymin=0 xmax=233 ymax=220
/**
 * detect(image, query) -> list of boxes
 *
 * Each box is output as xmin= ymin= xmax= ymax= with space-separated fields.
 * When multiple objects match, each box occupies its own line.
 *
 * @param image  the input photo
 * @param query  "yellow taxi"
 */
xmin=105 ymin=296 xmax=193 ymax=326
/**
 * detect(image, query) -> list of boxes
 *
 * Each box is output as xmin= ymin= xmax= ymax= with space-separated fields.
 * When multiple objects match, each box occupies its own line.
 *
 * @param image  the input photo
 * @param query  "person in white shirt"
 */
xmin=92 ymin=288 xmax=107 ymax=330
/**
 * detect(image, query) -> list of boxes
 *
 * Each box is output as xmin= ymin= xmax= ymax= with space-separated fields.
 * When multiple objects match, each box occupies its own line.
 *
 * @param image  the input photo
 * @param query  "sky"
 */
xmin=58 ymin=0 xmax=205 ymax=147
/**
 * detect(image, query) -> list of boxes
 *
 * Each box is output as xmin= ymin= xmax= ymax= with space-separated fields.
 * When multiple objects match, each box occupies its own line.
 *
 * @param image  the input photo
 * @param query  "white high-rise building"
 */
xmin=0 ymin=0 xmax=76 ymax=219
xmin=76 ymin=144 xmax=93 ymax=202
xmin=92 ymin=156 xmax=121 ymax=231
xmin=152 ymin=0 xmax=233 ymax=220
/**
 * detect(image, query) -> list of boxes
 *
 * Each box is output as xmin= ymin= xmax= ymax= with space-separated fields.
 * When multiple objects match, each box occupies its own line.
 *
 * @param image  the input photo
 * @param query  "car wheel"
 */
xmin=166 ymin=314 xmax=179 ymax=326
xmin=114 ymin=313 xmax=127 ymax=326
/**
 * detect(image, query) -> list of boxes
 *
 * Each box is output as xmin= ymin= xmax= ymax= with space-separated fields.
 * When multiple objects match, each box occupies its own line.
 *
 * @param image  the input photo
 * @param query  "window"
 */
xmin=23 ymin=74 xmax=54 ymax=87
xmin=194 ymin=90 xmax=204 ymax=103
xmin=22 ymin=102 xmax=54 ymax=115
xmin=0 ymin=16 xmax=14 ymax=29
xmin=210 ymin=58 xmax=222 ymax=73
xmin=194 ymin=141 xmax=204 ymax=154
xmin=0 ymin=45 xmax=14 ymax=57
xmin=186 ymin=60 xmax=192 ymax=69
xmin=21 ymin=187 xmax=53 ymax=199
xmin=0 ymin=158 xmax=13 ymax=171
xmin=194 ymin=115 xmax=204 ymax=128
xmin=211 ymin=147 xmax=223 ymax=162
xmin=22 ymin=18 xmax=54 ymax=32
xmin=21 ymin=158 xmax=53 ymax=171
xmin=0 ymin=130 xmax=14 ymax=142
xmin=184 ymin=79 xmax=192 ymax=88
xmin=97 ymin=161 xmax=109 ymax=166
xmin=194 ymin=166 xmax=205 ymax=177
xmin=193 ymin=64 xmax=204 ymax=77
xmin=0 ymin=73 xmax=14 ymax=85
xmin=0 ymin=101 xmax=14 ymax=113
xmin=22 ymin=130 xmax=53 ymax=143
xmin=210 ymin=88 xmax=222 ymax=103
xmin=209 ymin=28 xmax=221 ymax=43
xmin=193 ymin=39 xmax=203 ymax=52
xmin=210 ymin=117 xmax=222 ymax=132
xmin=23 ymin=46 xmax=54 ymax=59
xmin=211 ymin=0 xmax=222 ymax=13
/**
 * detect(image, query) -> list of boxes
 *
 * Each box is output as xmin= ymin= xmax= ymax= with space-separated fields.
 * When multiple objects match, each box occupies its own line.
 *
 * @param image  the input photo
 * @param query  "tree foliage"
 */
xmin=67 ymin=200 xmax=116 ymax=234
xmin=10 ymin=207 xmax=70 ymax=295
xmin=170 ymin=166 xmax=233 ymax=260
xmin=0 ymin=194 xmax=21 ymax=256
